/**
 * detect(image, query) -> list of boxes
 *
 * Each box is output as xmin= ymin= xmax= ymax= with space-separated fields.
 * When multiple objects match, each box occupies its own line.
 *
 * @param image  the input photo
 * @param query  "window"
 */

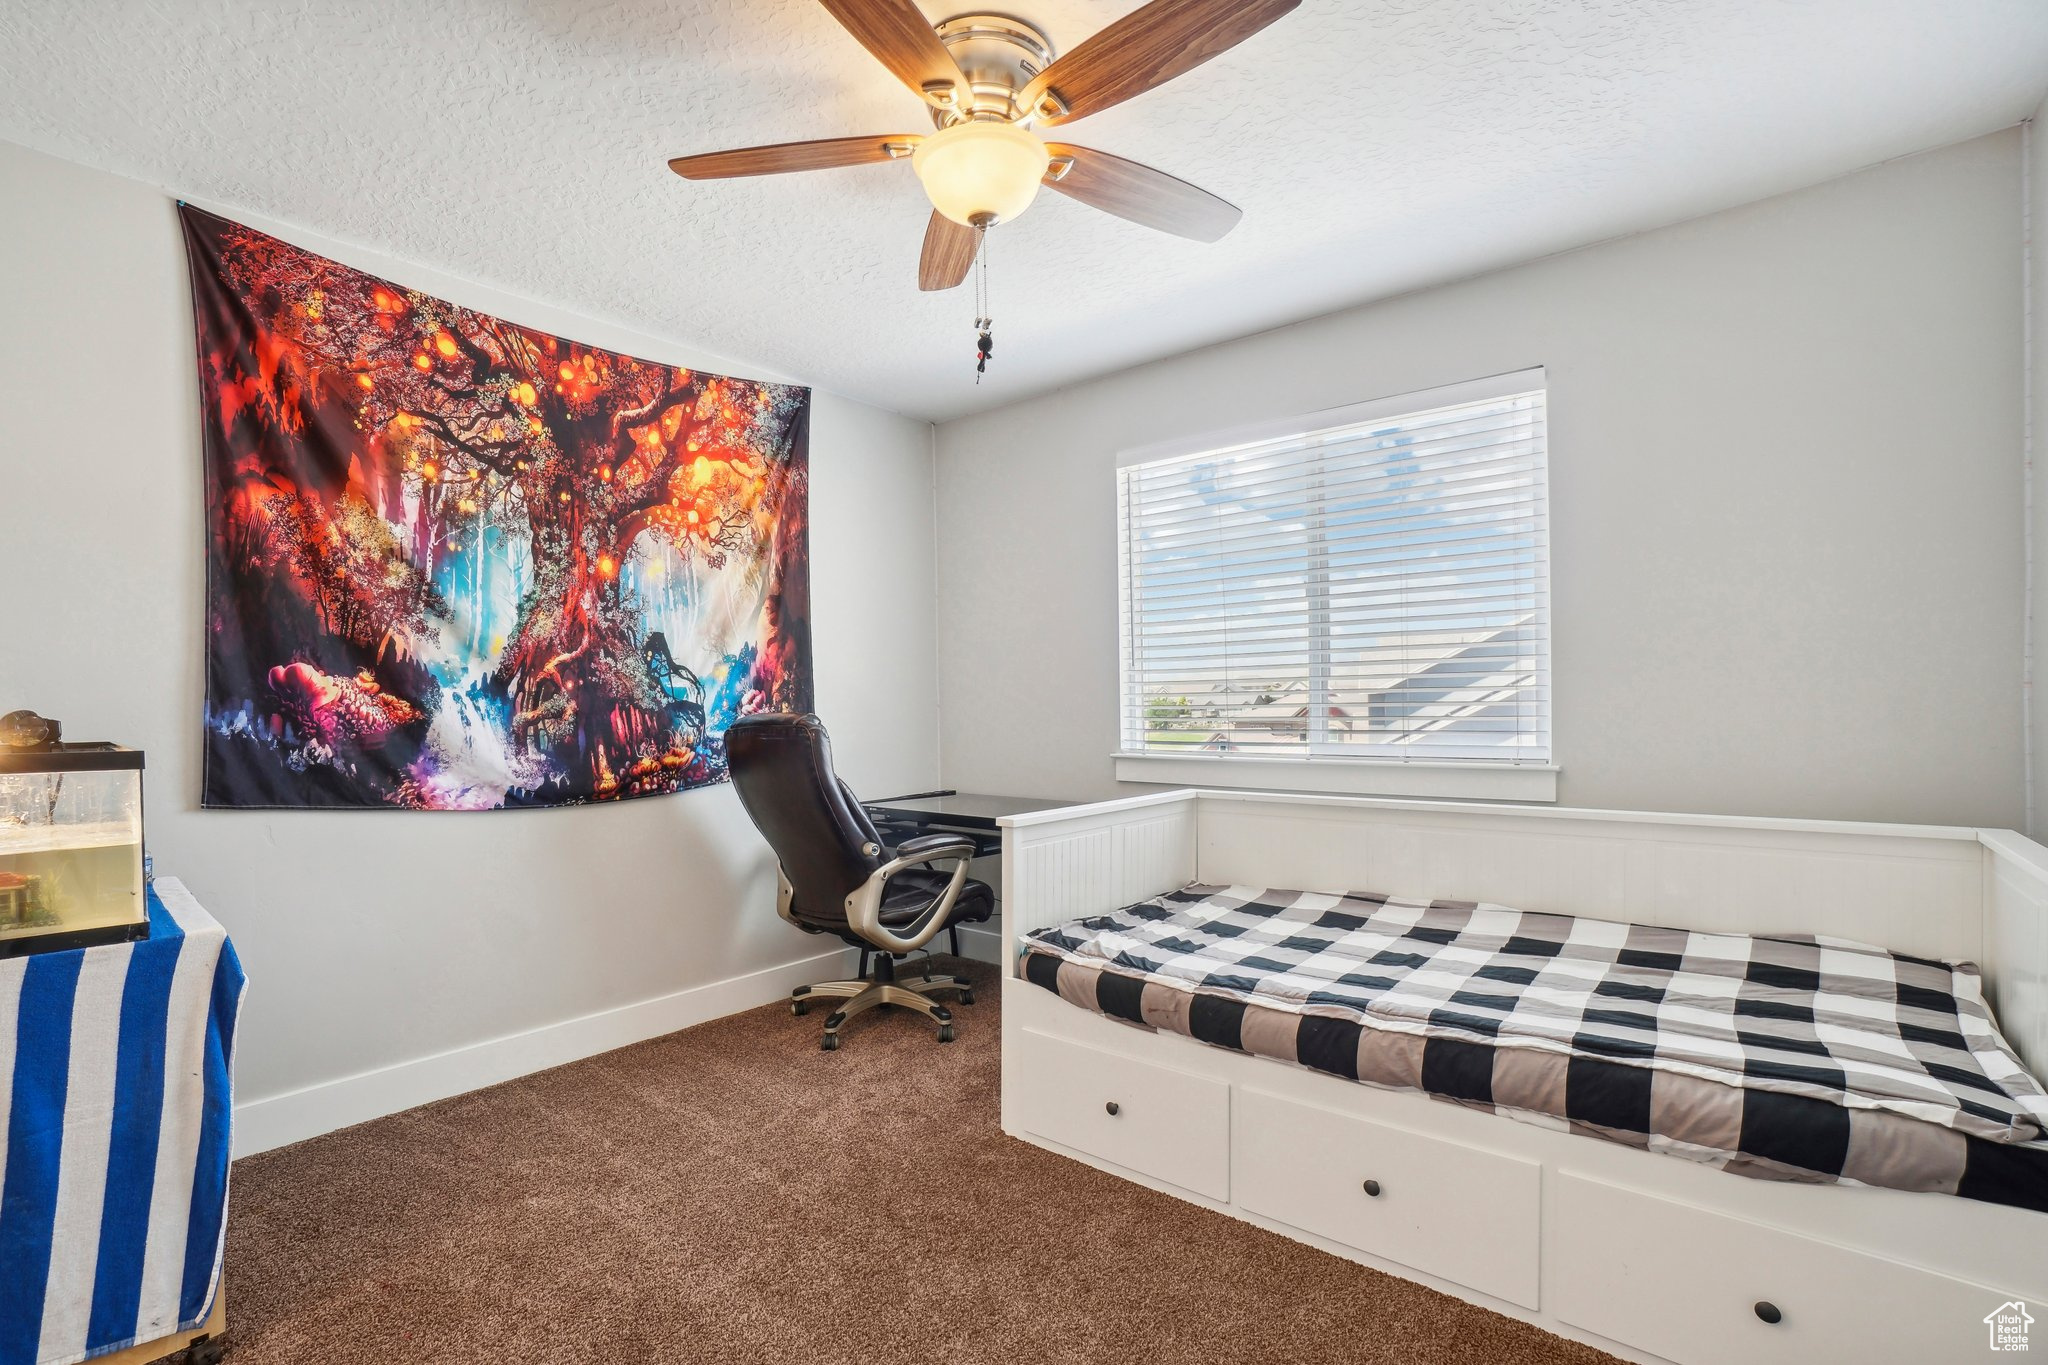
xmin=1116 ymin=370 xmax=1551 ymax=799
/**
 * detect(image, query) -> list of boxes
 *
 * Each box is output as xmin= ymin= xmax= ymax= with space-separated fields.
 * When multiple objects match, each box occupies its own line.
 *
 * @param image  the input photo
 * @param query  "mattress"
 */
xmin=1021 ymin=883 xmax=2048 ymax=1211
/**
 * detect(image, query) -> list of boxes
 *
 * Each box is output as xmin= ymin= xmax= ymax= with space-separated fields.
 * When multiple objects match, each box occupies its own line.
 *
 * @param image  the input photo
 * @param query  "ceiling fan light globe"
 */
xmin=911 ymin=120 xmax=1049 ymax=227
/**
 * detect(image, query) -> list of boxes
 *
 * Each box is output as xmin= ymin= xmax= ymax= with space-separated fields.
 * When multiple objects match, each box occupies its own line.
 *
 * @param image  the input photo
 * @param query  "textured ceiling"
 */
xmin=3 ymin=1 xmax=2046 ymax=422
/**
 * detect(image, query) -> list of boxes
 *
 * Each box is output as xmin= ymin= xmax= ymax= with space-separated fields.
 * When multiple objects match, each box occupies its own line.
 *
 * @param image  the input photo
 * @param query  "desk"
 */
xmin=864 ymin=791 xmax=1073 ymax=856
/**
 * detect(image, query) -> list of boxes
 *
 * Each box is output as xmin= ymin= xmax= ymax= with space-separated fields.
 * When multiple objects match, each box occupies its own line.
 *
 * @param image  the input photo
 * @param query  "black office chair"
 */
xmin=726 ymin=712 xmax=991 ymax=1050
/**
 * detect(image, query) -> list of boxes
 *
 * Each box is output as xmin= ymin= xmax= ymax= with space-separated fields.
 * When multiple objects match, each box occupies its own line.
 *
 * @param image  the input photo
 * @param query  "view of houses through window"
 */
xmin=1117 ymin=372 xmax=1551 ymax=765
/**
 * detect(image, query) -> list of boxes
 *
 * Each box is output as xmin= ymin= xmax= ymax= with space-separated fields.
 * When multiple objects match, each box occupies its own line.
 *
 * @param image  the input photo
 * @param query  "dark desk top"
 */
xmin=864 ymin=791 xmax=1074 ymax=831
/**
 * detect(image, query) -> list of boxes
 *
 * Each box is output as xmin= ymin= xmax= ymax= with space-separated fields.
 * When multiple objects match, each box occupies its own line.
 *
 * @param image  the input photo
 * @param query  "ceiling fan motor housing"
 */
xmin=931 ymin=13 xmax=1055 ymax=125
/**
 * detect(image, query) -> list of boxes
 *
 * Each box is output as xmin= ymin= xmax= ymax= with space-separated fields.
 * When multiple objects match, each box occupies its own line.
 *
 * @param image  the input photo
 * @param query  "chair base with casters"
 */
xmin=791 ymin=950 xmax=975 ymax=1050
xmin=775 ymin=858 xmax=989 ymax=1049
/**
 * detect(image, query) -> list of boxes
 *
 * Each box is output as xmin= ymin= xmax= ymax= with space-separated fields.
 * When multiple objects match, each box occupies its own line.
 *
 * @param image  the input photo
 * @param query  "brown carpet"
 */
xmin=221 ymin=958 xmax=1622 ymax=1364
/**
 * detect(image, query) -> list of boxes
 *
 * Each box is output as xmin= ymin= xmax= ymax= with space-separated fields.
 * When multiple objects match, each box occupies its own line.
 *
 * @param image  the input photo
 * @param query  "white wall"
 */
xmin=0 ymin=140 xmax=939 ymax=1150
xmin=935 ymin=130 xmax=2027 ymax=829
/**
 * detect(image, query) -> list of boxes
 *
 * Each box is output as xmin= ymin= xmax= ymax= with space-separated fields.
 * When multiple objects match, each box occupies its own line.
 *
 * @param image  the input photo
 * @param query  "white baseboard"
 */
xmin=233 ymin=944 xmax=858 ymax=1158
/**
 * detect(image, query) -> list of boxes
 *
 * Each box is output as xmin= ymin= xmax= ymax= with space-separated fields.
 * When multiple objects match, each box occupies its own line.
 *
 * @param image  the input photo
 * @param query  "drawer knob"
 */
xmin=1105 ymin=1101 xmax=1120 ymax=1117
xmin=1362 ymin=1179 xmax=1382 ymax=1198
xmin=1754 ymin=1301 xmax=1782 ymax=1326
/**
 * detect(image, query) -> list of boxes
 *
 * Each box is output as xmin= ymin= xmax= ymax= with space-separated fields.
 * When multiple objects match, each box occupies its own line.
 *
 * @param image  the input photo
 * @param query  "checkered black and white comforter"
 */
xmin=1021 ymin=884 xmax=2048 ymax=1207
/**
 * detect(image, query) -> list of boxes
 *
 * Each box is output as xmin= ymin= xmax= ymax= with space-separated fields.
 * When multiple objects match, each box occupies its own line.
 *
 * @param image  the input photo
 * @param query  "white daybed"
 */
xmin=996 ymin=789 xmax=2048 ymax=1365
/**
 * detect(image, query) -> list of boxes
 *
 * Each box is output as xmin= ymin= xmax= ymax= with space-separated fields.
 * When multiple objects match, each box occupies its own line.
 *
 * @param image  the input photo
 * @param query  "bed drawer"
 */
xmin=1233 ymin=1088 xmax=1541 ymax=1309
xmin=1549 ymin=1173 xmax=2004 ymax=1364
xmin=1009 ymin=1028 xmax=1231 ymax=1200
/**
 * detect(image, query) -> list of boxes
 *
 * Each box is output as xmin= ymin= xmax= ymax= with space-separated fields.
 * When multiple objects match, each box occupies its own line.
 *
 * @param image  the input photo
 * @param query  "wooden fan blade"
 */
xmin=1018 ymin=0 xmax=1299 ymax=126
xmin=919 ymin=210 xmax=977 ymax=291
xmin=668 ymin=135 xmax=920 ymax=180
xmin=1043 ymin=145 xmax=1241 ymax=242
xmin=818 ymin=0 xmax=967 ymax=106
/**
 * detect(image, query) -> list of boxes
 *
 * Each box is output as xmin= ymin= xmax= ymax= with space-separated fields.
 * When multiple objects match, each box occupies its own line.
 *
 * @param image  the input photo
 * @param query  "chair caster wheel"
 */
xmin=821 ymin=1034 xmax=840 ymax=1051
xmin=959 ymin=990 xmax=976 ymax=1006
xmin=791 ymin=1000 xmax=808 ymax=1016
xmin=936 ymin=1025 xmax=955 ymax=1043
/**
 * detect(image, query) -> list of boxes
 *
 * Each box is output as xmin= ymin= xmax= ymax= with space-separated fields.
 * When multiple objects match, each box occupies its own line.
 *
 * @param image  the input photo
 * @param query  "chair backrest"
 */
xmin=726 ymin=713 xmax=884 ymax=929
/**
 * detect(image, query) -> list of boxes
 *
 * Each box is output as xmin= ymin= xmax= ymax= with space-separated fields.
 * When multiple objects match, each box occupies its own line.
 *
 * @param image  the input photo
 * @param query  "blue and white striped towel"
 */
xmin=0 ymin=877 xmax=246 ymax=1365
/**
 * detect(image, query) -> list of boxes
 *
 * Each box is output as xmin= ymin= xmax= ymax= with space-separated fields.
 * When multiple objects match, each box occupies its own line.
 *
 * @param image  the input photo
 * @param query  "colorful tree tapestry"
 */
xmin=182 ymin=206 xmax=813 ymax=810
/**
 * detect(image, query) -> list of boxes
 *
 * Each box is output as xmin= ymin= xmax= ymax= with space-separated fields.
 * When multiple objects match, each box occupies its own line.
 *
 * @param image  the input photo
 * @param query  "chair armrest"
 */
xmin=891 ymin=834 xmax=977 ymax=863
xmin=845 ymin=840 xmax=977 ymax=954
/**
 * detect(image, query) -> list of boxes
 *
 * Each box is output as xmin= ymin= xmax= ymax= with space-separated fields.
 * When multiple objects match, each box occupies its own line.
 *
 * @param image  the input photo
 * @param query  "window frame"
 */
xmin=1113 ymin=368 xmax=1557 ymax=803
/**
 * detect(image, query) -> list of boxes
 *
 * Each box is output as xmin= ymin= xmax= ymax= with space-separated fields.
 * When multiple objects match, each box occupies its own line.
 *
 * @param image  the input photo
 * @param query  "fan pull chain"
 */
xmin=973 ymin=223 xmax=993 ymax=384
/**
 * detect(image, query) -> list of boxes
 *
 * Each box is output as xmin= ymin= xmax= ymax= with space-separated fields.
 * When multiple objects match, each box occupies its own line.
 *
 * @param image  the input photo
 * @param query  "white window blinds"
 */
xmin=1117 ymin=371 xmax=1550 ymax=765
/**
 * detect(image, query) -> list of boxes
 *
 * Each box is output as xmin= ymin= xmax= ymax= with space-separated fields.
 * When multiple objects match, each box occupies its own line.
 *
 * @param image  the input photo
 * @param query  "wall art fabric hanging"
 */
xmin=182 ymin=205 xmax=813 ymax=810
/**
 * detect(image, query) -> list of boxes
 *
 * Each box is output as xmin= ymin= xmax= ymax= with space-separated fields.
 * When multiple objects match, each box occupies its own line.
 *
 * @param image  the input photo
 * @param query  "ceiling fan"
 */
xmin=667 ymin=0 xmax=1300 ymax=293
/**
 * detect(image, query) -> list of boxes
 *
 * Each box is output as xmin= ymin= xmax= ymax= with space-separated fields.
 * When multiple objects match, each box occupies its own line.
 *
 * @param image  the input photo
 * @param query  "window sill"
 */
xmin=1112 ymin=753 xmax=1559 ymax=803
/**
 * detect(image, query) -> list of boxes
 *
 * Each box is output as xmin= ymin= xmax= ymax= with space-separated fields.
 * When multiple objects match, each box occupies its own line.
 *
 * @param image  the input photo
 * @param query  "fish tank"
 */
xmin=0 ymin=736 xmax=148 ymax=958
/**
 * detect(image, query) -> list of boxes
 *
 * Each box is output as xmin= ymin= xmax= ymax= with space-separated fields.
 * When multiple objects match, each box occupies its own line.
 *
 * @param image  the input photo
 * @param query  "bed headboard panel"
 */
xmin=1193 ymin=793 xmax=1986 ymax=966
xmin=999 ymin=792 xmax=1199 ymax=960
xmin=1983 ymin=831 xmax=2048 ymax=1076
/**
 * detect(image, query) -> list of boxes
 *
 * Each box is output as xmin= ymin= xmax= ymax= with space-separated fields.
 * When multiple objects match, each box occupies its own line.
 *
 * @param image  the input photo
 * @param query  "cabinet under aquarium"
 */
xmin=0 ymin=740 xmax=148 ymax=957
